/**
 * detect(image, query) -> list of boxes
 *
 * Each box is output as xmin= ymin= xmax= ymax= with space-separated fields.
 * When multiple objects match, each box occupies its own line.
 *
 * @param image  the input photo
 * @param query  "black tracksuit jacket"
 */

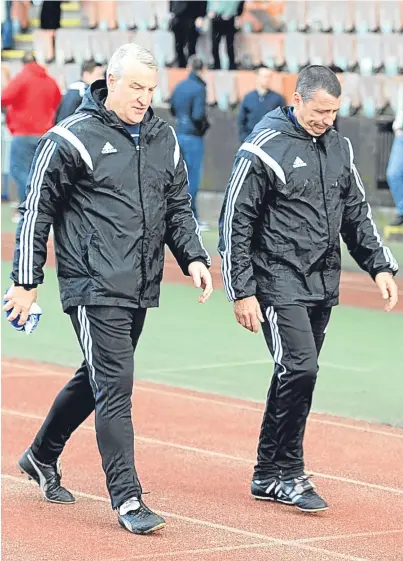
xmin=11 ymin=80 xmax=210 ymax=311
xmin=219 ymin=107 xmax=398 ymax=306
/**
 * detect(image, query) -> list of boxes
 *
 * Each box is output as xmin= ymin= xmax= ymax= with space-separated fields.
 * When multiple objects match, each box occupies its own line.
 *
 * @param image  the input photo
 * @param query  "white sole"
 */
xmin=251 ymin=493 xmax=294 ymax=506
xmin=296 ymin=505 xmax=329 ymax=513
xmin=18 ymin=463 xmax=75 ymax=504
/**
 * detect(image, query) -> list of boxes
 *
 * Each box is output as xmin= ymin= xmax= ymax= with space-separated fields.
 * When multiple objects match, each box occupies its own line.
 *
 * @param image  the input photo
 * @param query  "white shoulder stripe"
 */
xmin=59 ymin=113 xmax=91 ymax=130
xmin=18 ymin=139 xmax=57 ymax=284
xmin=221 ymin=130 xmax=282 ymax=300
xmin=345 ymin=137 xmax=398 ymax=272
xmin=344 ymin=136 xmax=354 ymax=171
xmin=240 ymin=141 xmax=286 ymax=184
xmin=169 ymin=125 xmax=180 ymax=169
xmin=50 ymin=125 xmax=93 ymax=170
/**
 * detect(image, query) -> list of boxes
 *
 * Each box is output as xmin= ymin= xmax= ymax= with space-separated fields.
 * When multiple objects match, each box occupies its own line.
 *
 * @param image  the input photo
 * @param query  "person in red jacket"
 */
xmin=1 ymin=52 xmax=61 ymax=219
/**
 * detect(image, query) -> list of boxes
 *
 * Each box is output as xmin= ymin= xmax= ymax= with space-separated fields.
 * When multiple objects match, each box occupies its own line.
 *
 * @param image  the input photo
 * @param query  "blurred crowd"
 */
xmin=1 ymin=1 xmax=403 ymax=227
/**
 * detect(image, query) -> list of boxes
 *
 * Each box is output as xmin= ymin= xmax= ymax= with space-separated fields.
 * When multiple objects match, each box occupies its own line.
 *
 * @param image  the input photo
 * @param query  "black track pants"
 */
xmin=254 ymin=304 xmax=331 ymax=480
xmin=32 ymin=305 xmax=147 ymax=509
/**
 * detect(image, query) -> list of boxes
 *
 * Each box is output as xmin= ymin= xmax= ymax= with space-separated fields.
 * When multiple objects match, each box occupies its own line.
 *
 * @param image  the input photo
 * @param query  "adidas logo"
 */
xmin=101 ymin=142 xmax=117 ymax=154
xmin=292 ymin=156 xmax=307 ymax=168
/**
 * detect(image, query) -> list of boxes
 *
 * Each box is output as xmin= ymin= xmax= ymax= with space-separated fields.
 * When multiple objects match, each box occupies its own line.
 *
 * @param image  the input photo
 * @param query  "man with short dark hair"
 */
xmin=170 ymin=55 xmax=209 ymax=227
xmin=238 ymin=66 xmax=285 ymax=142
xmin=55 ymin=61 xmax=105 ymax=123
xmin=219 ymin=65 xmax=399 ymax=512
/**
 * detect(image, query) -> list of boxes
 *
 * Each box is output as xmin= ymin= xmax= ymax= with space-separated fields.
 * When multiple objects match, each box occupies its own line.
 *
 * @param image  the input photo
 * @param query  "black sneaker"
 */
xmin=280 ymin=475 xmax=328 ymax=512
xmin=117 ymin=497 xmax=166 ymax=535
xmin=251 ymin=476 xmax=293 ymax=505
xmin=18 ymin=448 xmax=75 ymax=504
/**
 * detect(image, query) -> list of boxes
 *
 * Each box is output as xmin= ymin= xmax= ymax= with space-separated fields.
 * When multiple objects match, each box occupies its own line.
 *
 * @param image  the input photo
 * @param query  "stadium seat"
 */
xmin=332 ymin=33 xmax=357 ymax=71
xmin=384 ymin=77 xmax=403 ymax=115
xmin=155 ymin=0 xmax=171 ymax=31
xmin=243 ymin=0 xmax=285 ymax=30
xmin=32 ymin=29 xmax=47 ymax=65
xmin=154 ymin=30 xmax=176 ymax=67
xmin=353 ymin=1 xmax=379 ymax=33
xmin=46 ymin=63 xmax=67 ymax=92
xmin=132 ymin=1 xmax=156 ymax=30
xmin=382 ymin=34 xmax=403 ymax=76
xmin=284 ymin=33 xmax=308 ymax=73
xmin=359 ymin=75 xmax=387 ymax=117
xmin=89 ymin=30 xmax=113 ymax=63
xmin=260 ymin=33 xmax=285 ymax=70
xmin=306 ymin=0 xmax=331 ymax=32
xmin=5 ymin=61 xmax=22 ymax=79
xmin=379 ymin=0 xmax=403 ymax=32
xmin=166 ymin=68 xmax=187 ymax=99
xmin=235 ymin=70 xmax=257 ymax=102
xmin=235 ymin=33 xmax=262 ymax=69
xmin=213 ymin=71 xmax=237 ymax=110
xmin=283 ymin=0 xmax=307 ymax=32
xmin=356 ymin=33 xmax=382 ymax=75
xmin=116 ymin=1 xmax=136 ymax=30
xmin=131 ymin=29 xmax=155 ymax=55
xmin=196 ymin=23 xmax=213 ymax=66
xmin=108 ymin=29 xmax=134 ymax=54
xmin=61 ymin=63 xmax=81 ymax=91
xmin=282 ymin=73 xmax=298 ymax=104
xmin=155 ymin=66 xmax=170 ymax=104
xmin=339 ymin=73 xmax=361 ymax=116
xmin=308 ymin=34 xmax=333 ymax=67
xmin=205 ymin=71 xmax=216 ymax=105
xmin=328 ymin=0 xmax=354 ymax=33
xmin=83 ymin=1 xmax=117 ymax=30
xmin=56 ymin=29 xmax=92 ymax=64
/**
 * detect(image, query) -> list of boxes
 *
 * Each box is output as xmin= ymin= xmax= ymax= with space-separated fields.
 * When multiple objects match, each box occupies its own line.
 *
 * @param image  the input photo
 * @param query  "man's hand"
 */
xmin=234 ymin=296 xmax=264 ymax=333
xmin=3 ymin=285 xmax=38 ymax=326
xmin=375 ymin=272 xmax=398 ymax=312
xmin=188 ymin=262 xmax=213 ymax=303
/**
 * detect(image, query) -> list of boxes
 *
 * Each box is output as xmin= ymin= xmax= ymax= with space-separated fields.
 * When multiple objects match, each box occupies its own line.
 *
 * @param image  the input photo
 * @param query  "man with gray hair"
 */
xmin=5 ymin=43 xmax=213 ymax=534
xmin=219 ymin=65 xmax=398 ymax=512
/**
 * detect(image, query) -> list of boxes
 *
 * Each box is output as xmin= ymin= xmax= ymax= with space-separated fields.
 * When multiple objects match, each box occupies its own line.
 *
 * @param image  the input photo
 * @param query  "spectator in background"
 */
xmin=170 ymin=55 xmax=209 ymax=229
xmin=39 ymin=0 xmax=61 ymax=62
xmin=55 ymin=61 xmax=105 ymax=123
xmin=386 ymin=84 xmax=403 ymax=227
xmin=207 ymin=0 xmax=244 ymax=70
xmin=1 ymin=63 xmax=11 ymax=201
xmin=1 ymin=0 xmax=13 ymax=50
xmin=169 ymin=1 xmax=207 ymax=68
xmin=11 ymin=0 xmax=30 ymax=33
xmin=1 ymin=52 xmax=61 ymax=220
xmin=238 ymin=67 xmax=285 ymax=142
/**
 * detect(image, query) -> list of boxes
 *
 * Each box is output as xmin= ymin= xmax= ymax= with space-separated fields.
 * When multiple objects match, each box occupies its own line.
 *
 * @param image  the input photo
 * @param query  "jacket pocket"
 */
xmin=81 ymin=232 xmax=99 ymax=277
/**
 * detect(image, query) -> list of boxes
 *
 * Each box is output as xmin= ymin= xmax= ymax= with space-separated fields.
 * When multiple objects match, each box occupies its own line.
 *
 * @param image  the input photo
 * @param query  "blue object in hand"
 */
xmin=4 ymin=293 xmax=43 ymax=335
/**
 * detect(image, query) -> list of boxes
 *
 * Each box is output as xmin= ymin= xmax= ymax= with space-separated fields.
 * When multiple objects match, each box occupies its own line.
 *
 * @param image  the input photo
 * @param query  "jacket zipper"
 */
xmin=135 ymin=141 xmax=148 ymax=305
xmin=313 ymin=137 xmax=330 ymax=297
xmin=114 ymin=119 xmax=166 ymax=305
